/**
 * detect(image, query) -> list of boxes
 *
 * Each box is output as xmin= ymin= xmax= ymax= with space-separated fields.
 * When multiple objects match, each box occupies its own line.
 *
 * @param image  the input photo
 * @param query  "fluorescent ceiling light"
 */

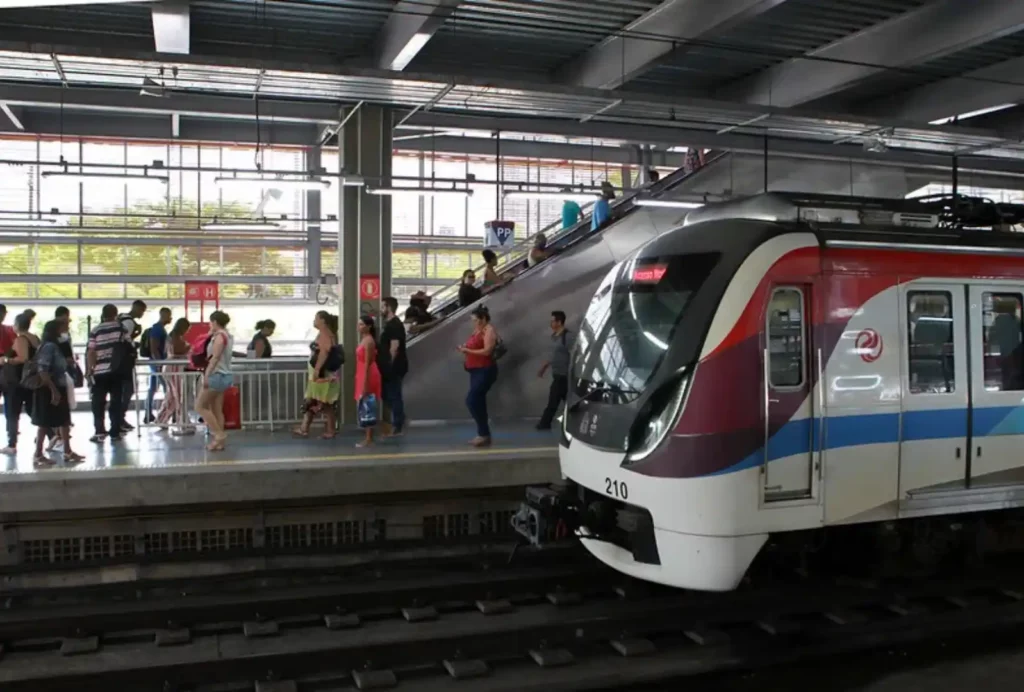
xmin=634 ymin=199 xmax=703 ymax=209
xmin=201 ymin=221 xmax=282 ymax=231
xmin=41 ymin=171 xmax=169 ymax=184
xmin=1 ymin=0 xmax=151 ymax=6
xmin=366 ymin=187 xmax=473 ymax=198
xmin=504 ymin=190 xmax=600 ymax=203
xmin=929 ymin=103 xmax=1016 ymax=126
xmin=388 ymin=31 xmax=433 ymax=71
xmin=215 ymin=176 xmax=332 ymax=191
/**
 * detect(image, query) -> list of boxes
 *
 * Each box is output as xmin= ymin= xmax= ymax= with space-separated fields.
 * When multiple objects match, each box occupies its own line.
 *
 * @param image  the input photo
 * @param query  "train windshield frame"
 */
xmin=572 ymin=252 xmax=720 ymax=402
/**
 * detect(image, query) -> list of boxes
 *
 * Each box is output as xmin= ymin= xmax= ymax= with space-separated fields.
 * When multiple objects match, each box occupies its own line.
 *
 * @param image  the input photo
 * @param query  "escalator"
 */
xmin=403 ymin=158 xmax=721 ymax=422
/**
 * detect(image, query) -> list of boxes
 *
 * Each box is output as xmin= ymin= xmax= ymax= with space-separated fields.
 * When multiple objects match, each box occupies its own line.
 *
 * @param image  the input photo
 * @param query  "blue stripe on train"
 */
xmin=714 ymin=405 xmax=1022 ymax=476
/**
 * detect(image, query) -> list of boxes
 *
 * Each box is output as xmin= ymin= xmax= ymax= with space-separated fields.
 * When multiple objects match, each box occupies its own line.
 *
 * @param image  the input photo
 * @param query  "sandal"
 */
xmin=320 ymin=432 xmax=337 ymax=440
xmin=471 ymin=437 xmax=492 ymax=448
xmin=63 ymin=452 xmax=85 ymax=465
xmin=355 ymin=440 xmax=373 ymax=448
xmin=33 ymin=454 xmax=55 ymax=468
xmin=291 ymin=427 xmax=309 ymax=438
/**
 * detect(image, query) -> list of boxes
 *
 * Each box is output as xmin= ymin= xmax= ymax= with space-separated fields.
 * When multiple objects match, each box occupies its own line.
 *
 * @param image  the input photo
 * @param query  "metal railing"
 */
xmin=414 ymin=154 xmax=725 ymax=338
xmin=126 ymin=356 xmax=310 ymax=435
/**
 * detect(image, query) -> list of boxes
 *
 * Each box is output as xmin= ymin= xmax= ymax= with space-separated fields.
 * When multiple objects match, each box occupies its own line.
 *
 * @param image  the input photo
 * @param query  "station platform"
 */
xmin=0 ymin=420 xmax=560 ymax=514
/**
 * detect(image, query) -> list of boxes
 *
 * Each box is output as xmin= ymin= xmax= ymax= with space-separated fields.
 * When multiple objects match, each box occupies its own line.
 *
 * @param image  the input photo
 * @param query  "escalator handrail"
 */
xmin=413 ymin=153 xmax=724 ymax=335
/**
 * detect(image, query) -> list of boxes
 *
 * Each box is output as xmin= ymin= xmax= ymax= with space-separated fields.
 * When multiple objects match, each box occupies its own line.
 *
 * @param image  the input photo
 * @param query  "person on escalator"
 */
xmin=561 ymin=189 xmax=583 ymax=230
xmin=404 ymin=291 xmax=436 ymax=336
xmin=458 ymin=305 xmax=500 ymax=447
xmin=458 ymin=270 xmax=482 ymax=308
xmin=481 ymin=249 xmax=508 ymax=294
xmin=591 ymin=183 xmax=615 ymax=232
xmin=527 ymin=233 xmax=549 ymax=268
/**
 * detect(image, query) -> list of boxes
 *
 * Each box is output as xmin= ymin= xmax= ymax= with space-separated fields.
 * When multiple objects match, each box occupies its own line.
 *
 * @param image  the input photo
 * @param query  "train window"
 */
xmin=767 ymin=288 xmax=804 ymax=388
xmin=907 ymin=291 xmax=955 ymax=394
xmin=982 ymin=292 xmax=1024 ymax=392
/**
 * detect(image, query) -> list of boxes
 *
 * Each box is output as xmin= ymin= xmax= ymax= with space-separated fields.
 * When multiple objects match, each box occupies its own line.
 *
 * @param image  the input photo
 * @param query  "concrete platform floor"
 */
xmin=0 ymin=412 xmax=555 ymax=473
xmin=0 ymin=416 xmax=561 ymax=513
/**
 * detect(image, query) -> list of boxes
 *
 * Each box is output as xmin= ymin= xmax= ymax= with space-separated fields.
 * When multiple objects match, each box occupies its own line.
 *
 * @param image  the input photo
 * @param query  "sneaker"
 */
xmin=109 ymin=434 xmax=124 ymax=443
xmin=0 ymin=446 xmax=15 ymax=455
xmin=89 ymin=434 xmax=107 ymax=443
xmin=120 ymin=422 xmax=135 ymax=432
xmin=143 ymin=415 xmax=156 ymax=424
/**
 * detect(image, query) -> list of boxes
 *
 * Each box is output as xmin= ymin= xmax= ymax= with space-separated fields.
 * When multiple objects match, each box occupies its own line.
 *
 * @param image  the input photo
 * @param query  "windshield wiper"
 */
xmin=570 ymin=382 xmax=641 ymax=409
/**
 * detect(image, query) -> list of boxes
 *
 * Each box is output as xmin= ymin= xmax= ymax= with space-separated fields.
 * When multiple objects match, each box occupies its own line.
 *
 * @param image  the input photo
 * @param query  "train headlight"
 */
xmin=626 ymin=373 xmax=690 ymax=463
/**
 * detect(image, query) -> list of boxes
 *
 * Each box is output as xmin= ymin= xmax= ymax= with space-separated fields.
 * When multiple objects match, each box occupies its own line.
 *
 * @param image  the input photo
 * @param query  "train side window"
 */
xmin=767 ymin=288 xmax=804 ymax=388
xmin=907 ymin=291 xmax=955 ymax=394
xmin=982 ymin=292 xmax=1024 ymax=392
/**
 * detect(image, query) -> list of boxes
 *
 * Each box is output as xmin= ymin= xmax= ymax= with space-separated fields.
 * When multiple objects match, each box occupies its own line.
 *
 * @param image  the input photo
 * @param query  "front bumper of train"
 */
xmin=555 ymin=439 xmax=767 ymax=592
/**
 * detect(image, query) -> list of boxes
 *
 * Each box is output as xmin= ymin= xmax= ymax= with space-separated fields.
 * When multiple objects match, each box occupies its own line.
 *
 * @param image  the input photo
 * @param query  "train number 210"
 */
xmin=604 ymin=477 xmax=628 ymax=500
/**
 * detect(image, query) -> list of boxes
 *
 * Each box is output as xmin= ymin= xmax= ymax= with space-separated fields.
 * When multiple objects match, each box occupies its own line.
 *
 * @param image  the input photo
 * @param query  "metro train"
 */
xmin=515 ymin=192 xmax=1024 ymax=591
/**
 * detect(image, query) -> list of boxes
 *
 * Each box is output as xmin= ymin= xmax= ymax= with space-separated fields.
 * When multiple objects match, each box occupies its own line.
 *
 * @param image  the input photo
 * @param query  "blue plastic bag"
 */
xmin=358 ymin=393 xmax=378 ymax=428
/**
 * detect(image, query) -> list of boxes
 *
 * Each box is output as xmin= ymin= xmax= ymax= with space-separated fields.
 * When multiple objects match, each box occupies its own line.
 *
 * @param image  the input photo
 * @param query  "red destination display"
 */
xmin=632 ymin=264 xmax=667 ymax=283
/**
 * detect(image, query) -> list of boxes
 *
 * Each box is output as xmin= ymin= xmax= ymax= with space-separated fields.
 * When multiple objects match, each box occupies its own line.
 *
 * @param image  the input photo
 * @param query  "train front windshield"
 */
xmin=572 ymin=253 xmax=719 ymax=401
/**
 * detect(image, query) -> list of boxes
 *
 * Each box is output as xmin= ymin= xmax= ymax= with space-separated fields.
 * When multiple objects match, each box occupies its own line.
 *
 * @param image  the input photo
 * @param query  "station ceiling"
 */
xmin=0 ymin=0 xmax=1023 ymax=166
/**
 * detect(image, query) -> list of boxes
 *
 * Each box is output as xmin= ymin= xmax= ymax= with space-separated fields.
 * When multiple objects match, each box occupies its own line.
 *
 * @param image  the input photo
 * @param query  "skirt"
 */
xmin=31 ymin=387 xmax=72 ymax=428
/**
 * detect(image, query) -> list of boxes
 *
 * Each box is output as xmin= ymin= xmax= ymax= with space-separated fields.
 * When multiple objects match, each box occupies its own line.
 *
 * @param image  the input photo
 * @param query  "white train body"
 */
xmin=560 ymin=194 xmax=1024 ymax=591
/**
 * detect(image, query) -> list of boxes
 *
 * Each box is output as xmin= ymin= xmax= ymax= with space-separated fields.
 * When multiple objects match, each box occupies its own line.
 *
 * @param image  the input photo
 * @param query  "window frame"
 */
xmin=766 ymin=286 xmax=807 ymax=390
xmin=906 ymin=289 xmax=956 ymax=395
xmin=981 ymin=290 xmax=1024 ymax=393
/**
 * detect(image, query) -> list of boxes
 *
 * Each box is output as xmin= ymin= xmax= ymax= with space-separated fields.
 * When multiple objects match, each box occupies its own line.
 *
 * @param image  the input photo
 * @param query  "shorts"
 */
xmin=206 ymin=372 xmax=233 ymax=393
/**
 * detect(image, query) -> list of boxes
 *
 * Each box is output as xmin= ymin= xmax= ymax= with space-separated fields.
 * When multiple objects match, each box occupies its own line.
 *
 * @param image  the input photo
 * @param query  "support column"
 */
xmin=305 ymin=146 xmax=322 ymax=282
xmin=338 ymin=104 xmax=393 ymax=425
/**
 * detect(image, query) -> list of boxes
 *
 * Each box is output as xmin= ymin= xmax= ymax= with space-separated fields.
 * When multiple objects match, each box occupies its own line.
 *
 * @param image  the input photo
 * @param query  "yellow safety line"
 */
xmin=0 ymin=445 xmax=559 ymax=476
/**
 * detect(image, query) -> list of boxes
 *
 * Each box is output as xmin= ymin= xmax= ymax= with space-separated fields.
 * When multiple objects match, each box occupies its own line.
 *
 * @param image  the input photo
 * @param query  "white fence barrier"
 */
xmin=127 ymin=357 xmax=309 ymax=434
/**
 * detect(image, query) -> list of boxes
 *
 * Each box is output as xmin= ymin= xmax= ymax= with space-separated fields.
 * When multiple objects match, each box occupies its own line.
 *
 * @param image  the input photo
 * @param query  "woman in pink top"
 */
xmin=355 ymin=315 xmax=382 ymax=447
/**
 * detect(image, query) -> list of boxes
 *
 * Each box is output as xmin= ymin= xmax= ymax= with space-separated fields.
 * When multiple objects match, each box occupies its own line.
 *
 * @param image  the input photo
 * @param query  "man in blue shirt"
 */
xmin=561 ymin=189 xmax=583 ymax=230
xmin=144 ymin=307 xmax=172 ymax=423
xmin=591 ymin=183 xmax=615 ymax=232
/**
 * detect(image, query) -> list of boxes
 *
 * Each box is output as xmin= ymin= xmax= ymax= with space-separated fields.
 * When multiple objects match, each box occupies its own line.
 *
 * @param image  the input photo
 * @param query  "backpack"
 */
xmin=189 ymin=333 xmax=215 ymax=371
xmin=139 ymin=327 xmax=151 ymax=356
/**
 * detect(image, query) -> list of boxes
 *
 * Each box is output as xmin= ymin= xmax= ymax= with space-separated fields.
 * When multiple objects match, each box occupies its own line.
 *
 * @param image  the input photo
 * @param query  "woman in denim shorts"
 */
xmin=195 ymin=311 xmax=233 ymax=452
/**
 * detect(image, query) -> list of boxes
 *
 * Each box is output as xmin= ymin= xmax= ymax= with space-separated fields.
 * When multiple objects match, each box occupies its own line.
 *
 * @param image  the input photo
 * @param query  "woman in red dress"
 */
xmin=355 ymin=315 xmax=382 ymax=447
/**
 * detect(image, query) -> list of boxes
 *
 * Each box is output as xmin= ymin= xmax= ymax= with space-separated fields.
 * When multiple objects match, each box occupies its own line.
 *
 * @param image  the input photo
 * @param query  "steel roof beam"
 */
xmin=373 ymin=0 xmax=461 ymax=71
xmin=558 ymin=0 xmax=787 ymax=89
xmin=152 ymin=0 xmax=190 ymax=55
xmin=860 ymin=55 xmax=1024 ymax=124
xmin=0 ymin=83 xmax=339 ymax=124
xmin=721 ymin=0 xmax=1024 ymax=107
xmin=404 ymin=111 xmax=1024 ymax=177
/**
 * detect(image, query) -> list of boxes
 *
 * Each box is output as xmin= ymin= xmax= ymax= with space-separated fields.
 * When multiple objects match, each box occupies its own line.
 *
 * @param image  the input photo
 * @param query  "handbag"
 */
xmin=357 ymin=393 xmax=378 ymax=428
xmin=491 ymin=337 xmax=508 ymax=362
xmin=20 ymin=358 xmax=42 ymax=390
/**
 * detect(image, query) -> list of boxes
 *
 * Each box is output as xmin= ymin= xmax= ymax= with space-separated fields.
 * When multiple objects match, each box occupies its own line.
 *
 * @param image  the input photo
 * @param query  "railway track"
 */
xmin=4 ymin=553 xmax=1024 ymax=691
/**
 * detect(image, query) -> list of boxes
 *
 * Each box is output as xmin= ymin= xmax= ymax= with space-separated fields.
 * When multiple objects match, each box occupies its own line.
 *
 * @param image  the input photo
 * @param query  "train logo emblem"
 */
xmin=855 ymin=328 xmax=883 ymax=363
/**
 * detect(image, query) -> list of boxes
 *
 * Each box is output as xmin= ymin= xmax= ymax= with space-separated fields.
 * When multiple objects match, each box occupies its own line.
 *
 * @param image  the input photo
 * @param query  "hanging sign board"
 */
xmin=484 ymin=220 xmax=515 ymax=249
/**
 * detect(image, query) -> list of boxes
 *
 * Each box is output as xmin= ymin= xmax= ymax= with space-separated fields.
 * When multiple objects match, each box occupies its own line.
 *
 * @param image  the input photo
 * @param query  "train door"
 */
xmin=968 ymin=286 xmax=1024 ymax=486
xmin=763 ymin=285 xmax=815 ymax=502
xmin=898 ymin=285 xmax=969 ymax=497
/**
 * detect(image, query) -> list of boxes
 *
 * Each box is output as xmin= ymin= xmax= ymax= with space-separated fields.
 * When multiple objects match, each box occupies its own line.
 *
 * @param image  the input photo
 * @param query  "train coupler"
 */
xmin=511 ymin=483 xmax=580 ymax=546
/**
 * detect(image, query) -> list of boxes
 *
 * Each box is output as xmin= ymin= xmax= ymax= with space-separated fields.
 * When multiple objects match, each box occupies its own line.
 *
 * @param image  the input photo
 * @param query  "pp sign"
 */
xmin=484 ymin=220 xmax=515 ymax=249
